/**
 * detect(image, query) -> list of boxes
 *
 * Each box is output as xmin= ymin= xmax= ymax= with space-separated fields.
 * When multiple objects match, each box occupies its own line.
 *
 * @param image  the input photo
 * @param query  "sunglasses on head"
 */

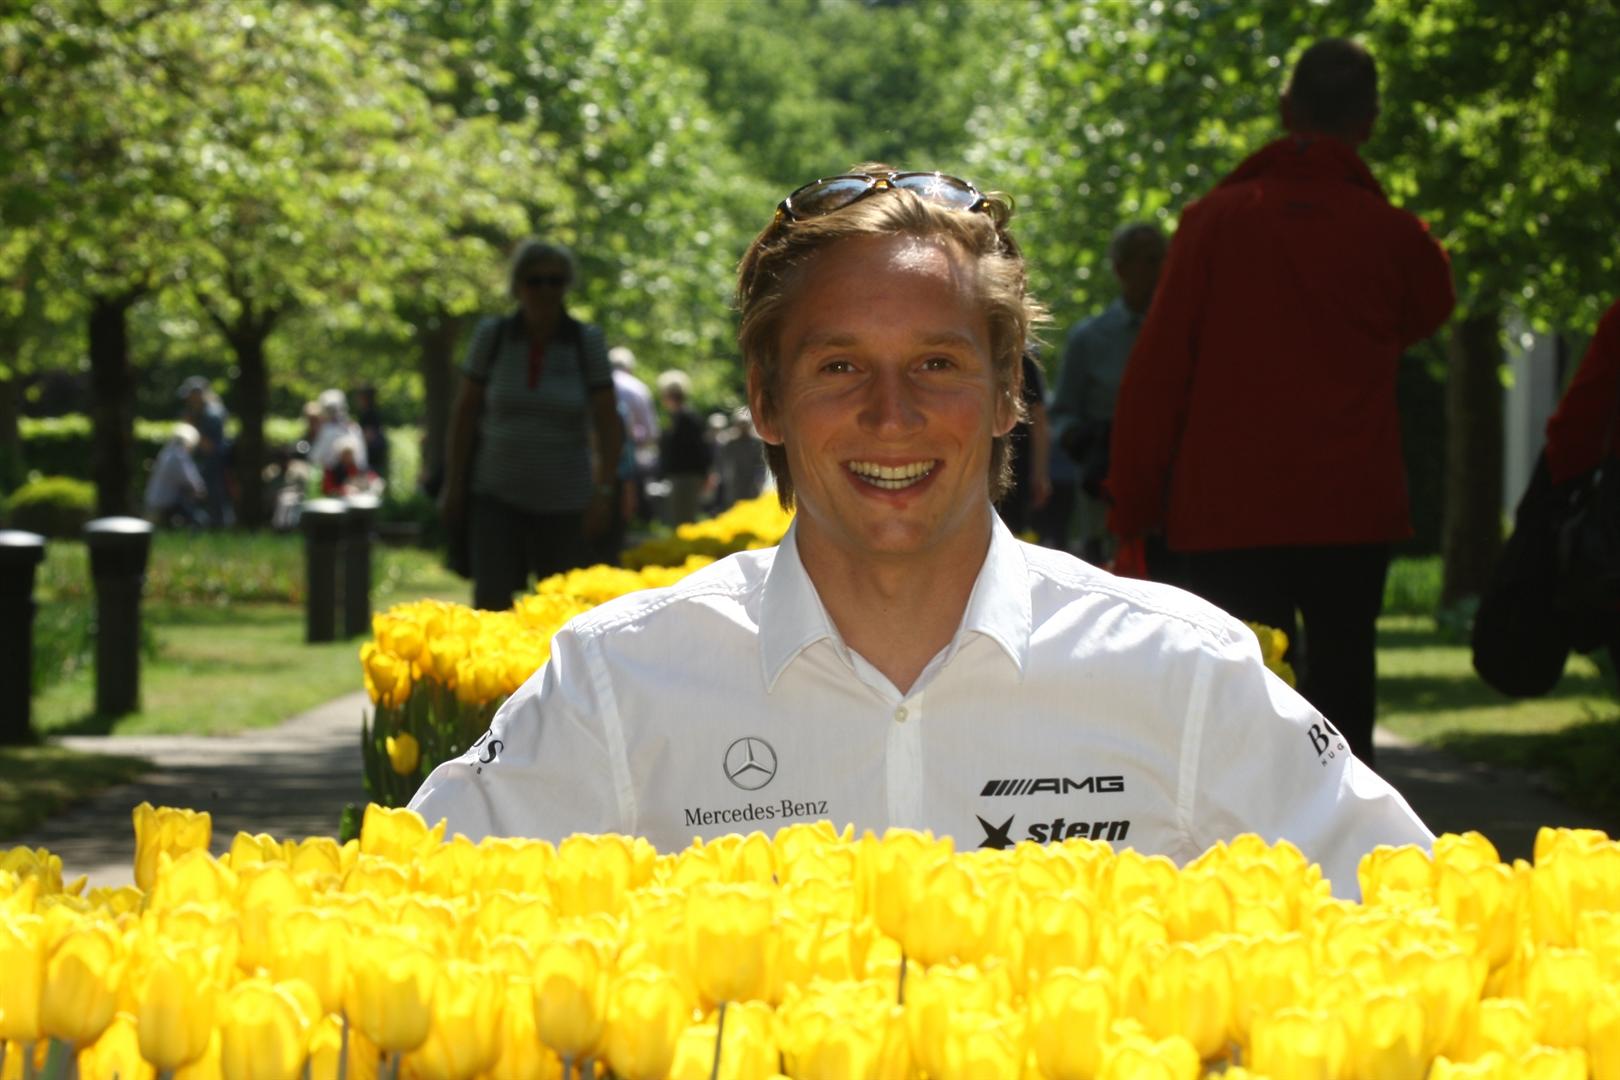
xmin=523 ymin=274 xmax=570 ymax=289
xmin=775 ymin=171 xmax=988 ymax=223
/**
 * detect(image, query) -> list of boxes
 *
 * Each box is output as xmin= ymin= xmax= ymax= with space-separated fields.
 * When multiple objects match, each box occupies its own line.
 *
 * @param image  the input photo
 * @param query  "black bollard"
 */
xmin=0 ymin=530 xmax=47 ymax=744
xmin=342 ymin=493 xmax=380 ymax=639
xmin=301 ymin=499 xmax=348 ymax=644
xmin=84 ymin=517 xmax=154 ymax=719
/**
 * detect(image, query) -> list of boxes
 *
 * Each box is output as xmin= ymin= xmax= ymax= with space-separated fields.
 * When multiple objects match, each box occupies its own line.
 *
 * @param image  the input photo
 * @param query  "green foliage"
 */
xmin=3 ymin=475 xmax=95 ymax=537
xmin=1384 ymin=556 xmax=1443 ymax=616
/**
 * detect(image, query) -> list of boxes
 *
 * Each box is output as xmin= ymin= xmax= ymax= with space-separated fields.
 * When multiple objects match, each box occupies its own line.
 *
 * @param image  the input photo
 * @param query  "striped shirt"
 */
xmin=463 ymin=314 xmax=613 ymax=514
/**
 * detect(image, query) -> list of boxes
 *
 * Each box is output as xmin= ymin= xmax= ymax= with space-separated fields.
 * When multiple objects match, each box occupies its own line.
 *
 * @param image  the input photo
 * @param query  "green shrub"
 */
xmin=4 ymin=476 xmax=96 ymax=538
xmin=1384 ymin=555 xmax=1442 ymax=616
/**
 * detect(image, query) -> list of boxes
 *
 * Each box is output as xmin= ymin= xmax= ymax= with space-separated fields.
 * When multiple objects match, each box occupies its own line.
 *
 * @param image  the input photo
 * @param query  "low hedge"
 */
xmin=3 ymin=475 xmax=95 ymax=538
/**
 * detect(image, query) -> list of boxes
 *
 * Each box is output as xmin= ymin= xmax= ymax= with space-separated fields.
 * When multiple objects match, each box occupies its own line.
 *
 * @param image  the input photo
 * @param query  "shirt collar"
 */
xmin=757 ymin=512 xmax=1032 ymax=691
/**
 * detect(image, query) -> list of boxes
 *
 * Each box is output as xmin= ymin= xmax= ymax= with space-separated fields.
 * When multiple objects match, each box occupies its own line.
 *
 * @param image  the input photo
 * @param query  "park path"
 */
xmin=8 ymin=695 xmax=1616 ymax=889
xmin=12 ymin=692 xmax=369 ymax=889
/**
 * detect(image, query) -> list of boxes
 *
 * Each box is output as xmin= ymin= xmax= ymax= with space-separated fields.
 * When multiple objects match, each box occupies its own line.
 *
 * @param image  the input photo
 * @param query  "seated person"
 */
xmin=144 ymin=421 xmax=208 ymax=527
xmin=321 ymin=434 xmax=383 ymax=498
xmin=410 ymin=166 xmax=1431 ymax=898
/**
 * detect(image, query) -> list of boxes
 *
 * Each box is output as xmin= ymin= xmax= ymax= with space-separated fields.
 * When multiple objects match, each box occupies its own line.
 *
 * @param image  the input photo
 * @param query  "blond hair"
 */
xmin=736 ymin=167 xmax=1046 ymax=508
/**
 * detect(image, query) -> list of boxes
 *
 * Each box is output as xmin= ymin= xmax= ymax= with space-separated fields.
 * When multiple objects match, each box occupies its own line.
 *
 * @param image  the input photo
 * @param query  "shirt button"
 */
xmin=894 ymin=706 xmax=909 ymax=723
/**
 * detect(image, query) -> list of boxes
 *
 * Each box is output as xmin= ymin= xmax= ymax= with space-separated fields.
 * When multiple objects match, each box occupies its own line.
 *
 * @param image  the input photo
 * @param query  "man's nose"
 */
xmin=859 ymin=368 xmax=925 ymax=436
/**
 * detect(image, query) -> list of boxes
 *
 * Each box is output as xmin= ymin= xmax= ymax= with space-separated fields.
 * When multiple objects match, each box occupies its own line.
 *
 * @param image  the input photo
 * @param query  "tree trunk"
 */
xmin=1440 ymin=310 xmax=1505 ymax=605
xmin=87 ymin=294 xmax=138 ymax=517
xmin=0 ymin=328 xmax=22 ymax=491
xmin=231 ymin=329 xmax=272 ymax=529
xmin=417 ymin=311 xmax=462 ymax=495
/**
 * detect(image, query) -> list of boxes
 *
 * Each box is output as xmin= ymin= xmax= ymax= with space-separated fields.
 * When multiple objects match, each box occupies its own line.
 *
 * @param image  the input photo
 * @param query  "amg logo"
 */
xmin=979 ymin=776 xmax=1125 ymax=797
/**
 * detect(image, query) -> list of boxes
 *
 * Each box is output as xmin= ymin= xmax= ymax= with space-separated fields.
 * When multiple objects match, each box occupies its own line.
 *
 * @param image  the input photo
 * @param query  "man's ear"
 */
xmin=993 ymin=370 xmax=1021 ymax=438
xmin=747 ymin=365 xmax=783 ymax=446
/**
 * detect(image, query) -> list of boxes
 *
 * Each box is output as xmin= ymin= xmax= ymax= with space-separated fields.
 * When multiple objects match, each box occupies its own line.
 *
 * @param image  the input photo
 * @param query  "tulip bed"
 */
xmin=4 ymin=804 xmax=1620 ymax=1080
xmin=359 ymin=496 xmax=796 ymax=807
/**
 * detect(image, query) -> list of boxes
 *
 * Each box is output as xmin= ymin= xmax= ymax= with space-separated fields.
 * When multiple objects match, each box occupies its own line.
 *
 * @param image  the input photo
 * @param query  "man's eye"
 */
xmin=820 ymin=359 xmax=855 ymax=374
xmin=921 ymin=356 xmax=956 ymax=370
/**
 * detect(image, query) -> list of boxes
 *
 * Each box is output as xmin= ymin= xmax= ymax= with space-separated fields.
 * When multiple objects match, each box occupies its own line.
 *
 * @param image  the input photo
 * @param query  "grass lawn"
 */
xmin=0 ymin=745 xmax=152 ymax=840
xmin=31 ymin=545 xmax=469 ymax=738
xmin=1377 ymin=614 xmax=1620 ymax=822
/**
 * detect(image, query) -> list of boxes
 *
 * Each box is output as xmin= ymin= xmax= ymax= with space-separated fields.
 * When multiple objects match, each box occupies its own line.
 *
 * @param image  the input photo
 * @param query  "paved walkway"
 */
xmin=12 ymin=692 xmax=369 ymax=889
xmin=7 ymin=694 xmax=1615 ymax=889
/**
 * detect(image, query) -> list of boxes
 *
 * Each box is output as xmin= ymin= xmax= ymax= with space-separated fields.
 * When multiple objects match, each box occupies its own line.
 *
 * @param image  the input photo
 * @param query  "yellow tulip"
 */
xmin=132 ymin=803 xmax=212 ymax=893
xmin=532 ymin=934 xmax=609 ymax=1062
xmin=1097 ymin=1032 xmax=1200 ymax=1080
xmin=0 ymin=915 xmax=45 ymax=1042
xmin=385 ymin=732 xmax=421 ymax=776
xmin=1342 ymin=987 xmax=1425 ymax=1080
xmin=1430 ymin=1052 xmax=1513 ymax=1079
xmin=1519 ymin=1046 xmax=1589 ymax=1080
xmin=1445 ymin=996 xmax=1535 ymax=1062
xmin=1028 ymin=967 xmax=1113 ymax=1080
xmin=304 ymin=1015 xmax=346 ymax=1080
xmin=39 ymin=923 xmax=119 ymax=1047
xmin=866 ymin=829 xmax=953 ymax=943
xmin=1436 ymin=859 xmax=1519 ymax=970
xmin=357 ymin=804 xmax=445 ymax=863
xmin=939 ymin=1007 xmax=1023 ymax=1080
xmin=553 ymin=834 xmax=634 ymax=917
xmin=78 ymin=1011 xmax=156 ymax=1080
xmin=684 ymin=882 xmax=774 ymax=1005
xmin=1591 ymin=984 xmax=1620 ymax=1080
xmin=1129 ymin=940 xmax=1231 ymax=1060
xmin=1357 ymin=843 xmax=1435 ymax=906
xmin=1524 ymin=946 xmax=1600 ymax=1047
xmin=269 ymin=909 xmax=349 ymax=1015
xmin=227 ymin=832 xmax=286 ymax=869
xmin=488 ymin=978 xmax=565 ymax=1080
xmin=343 ymin=937 xmax=435 ymax=1054
xmin=217 ymin=980 xmax=308 ymax=1080
xmin=237 ymin=863 xmax=306 ymax=973
xmin=602 ymin=967 xmax=691 ymax=1080
xmin=403 ymin=961 xmax=504 ymax=1080
xmin=136 ymin=948 xmax=218 ymax=1072
xmin=899 ymin=859 xmax=986 ymax=967
xmin=666 ymin=1000 xmax=777 ymax=1080
xmin=1248 ymin=1007 xmax=1345 ymax=1080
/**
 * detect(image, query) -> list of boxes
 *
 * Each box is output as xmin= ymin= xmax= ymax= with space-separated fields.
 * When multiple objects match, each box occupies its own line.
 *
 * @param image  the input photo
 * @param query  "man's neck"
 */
xmin=794 ymin=515 xmax=993 ymax=696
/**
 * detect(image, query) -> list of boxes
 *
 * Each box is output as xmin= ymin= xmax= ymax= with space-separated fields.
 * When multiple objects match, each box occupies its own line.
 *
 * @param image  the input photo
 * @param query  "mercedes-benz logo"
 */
xmin=723 ymin=736 xmax=778 ymax=791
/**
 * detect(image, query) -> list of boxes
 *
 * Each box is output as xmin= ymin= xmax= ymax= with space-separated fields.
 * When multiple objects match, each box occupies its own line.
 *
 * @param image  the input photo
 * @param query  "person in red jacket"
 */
xmin=1106 ymin=38 xmax=1455 ymax=766
xmin=1545 ymin=298 xmax=1620 ymax=486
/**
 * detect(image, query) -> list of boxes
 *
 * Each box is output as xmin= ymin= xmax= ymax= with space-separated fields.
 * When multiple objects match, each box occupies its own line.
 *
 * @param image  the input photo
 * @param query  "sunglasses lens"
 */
xmin=893 ymin=173 xmax=981 ymax=210
xmin=787 ymin=176 xmax=874 ymax=218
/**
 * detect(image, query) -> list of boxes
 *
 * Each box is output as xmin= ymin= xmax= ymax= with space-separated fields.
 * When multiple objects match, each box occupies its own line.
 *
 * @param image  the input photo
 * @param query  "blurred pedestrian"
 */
xmin=310 ymin=389 xmax=366 ymax=472
xmin=1048 ymin=223 xmax=1166 ymax=564
xmin=609 ymin=345 xmax=659 ymax=522
xmin=995 ymin=350 xmax=1051 ymax=537
xmin=352 ymin=384 xmax=389 ymax=486
xmin=713 ymin=406 xmax=766 ymax=511
xmin=144 ymin=421 xmax=207 ymax=527
xmin=178 ymin=375 xmax=233 ymax=527
xmin=1106 ymin=38 xmax=1455 ymax=765
xmin=439 ymin=239 xmax=624 ymax=610
xmin=656 ymin=369 xmax=711 ymax=527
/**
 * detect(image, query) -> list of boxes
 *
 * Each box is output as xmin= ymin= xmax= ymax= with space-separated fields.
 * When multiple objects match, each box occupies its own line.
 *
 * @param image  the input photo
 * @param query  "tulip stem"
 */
xmin=897 ymin=952 xmax=908 ymax=1005
xmin=561 ymin=1056 xmax=573 ymax=1080
xmin=337 ymin=1016 xmax=350 ymax=1080
xmin=709 ymin=1000 xmax=728 ymax=1080
xmin=38 ymin=1040 xmax=72 ymax=1080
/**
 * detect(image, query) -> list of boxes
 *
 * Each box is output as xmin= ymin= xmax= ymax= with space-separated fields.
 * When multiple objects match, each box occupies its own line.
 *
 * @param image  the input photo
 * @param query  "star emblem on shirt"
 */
xmin=976 ymin=814 xmax=1015 ymax=850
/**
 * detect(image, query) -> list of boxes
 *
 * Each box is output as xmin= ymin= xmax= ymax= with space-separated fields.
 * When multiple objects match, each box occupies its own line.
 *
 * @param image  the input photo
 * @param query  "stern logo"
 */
xmin=723 ymin=736 xmax=778 ymax=791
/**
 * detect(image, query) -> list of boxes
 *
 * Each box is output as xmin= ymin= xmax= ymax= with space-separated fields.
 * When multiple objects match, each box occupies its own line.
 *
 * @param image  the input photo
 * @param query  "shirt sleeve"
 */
xmin=1179 ymin=620 xmax=1433 ymax=900
xmin=1393 ymin=211 xmax=1456 ymax=347
xmin=1105 ymin=208 xmax=1208 ymax=540
xmin=407 ymin=622 xmax=632 ymax=843
xmin=460 ymin=316 xmax=503 ymax=385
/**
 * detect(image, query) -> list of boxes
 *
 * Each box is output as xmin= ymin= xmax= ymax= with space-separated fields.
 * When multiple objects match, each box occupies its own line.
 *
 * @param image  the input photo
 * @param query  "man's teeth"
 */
xmin=847 ymin=461 xmax=936 ymax=490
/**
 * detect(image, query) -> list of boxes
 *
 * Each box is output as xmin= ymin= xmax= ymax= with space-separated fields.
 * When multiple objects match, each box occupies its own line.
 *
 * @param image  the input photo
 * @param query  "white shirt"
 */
xmin=409 ymin=516 xmax=1431 ymax=898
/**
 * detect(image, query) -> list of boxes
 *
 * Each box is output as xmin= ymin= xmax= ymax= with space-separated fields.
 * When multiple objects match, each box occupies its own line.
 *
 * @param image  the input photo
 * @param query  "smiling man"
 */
xmin=409 ymin=166 xmax=1432 ymax=898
